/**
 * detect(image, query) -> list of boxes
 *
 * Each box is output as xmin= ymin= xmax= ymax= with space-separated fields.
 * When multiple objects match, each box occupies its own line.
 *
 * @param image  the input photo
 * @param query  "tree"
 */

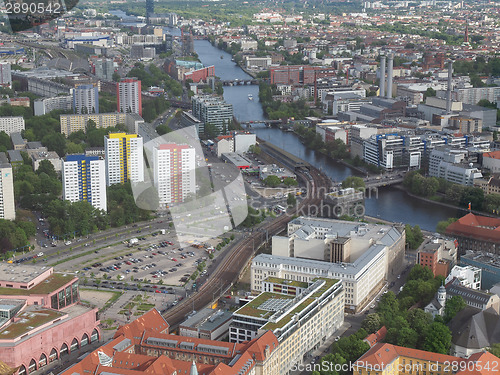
xmin=36 ymin=159 xmax=57 ymax=179
xmin=263 ymin=175 xmax=281 ymax=188
xmin=283 ymin=177 xmax=298 ymax=187
xmin=361 ymin=313 xmax=381 ymax=334
xmin=396 ymin=327 xmax=419 ymax=348
xmin=376 ymin=291 xmax=400 ymax=325
xmin=112 ymin=72 xmax=121 ymax=82
xmin=342 ymin=176 xmax=365 ymax=190
xmin=488 ymin=343 xmax=500 ymax=357
xmin=436 ymin=217 xmax=457 ymax=234
xmin=287 ymin=193 xmax=296 ymax=206
xmin=443 ymin=296 xmax=466 ymax=324
xmin=424 ymin=87 xmax=436 ymax=98
xmin=423 ymin=322 xmax=452 ymax=354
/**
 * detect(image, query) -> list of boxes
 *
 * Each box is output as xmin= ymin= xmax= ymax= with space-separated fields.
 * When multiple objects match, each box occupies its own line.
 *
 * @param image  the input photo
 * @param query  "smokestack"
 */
xmin=386 ymin=53 xmax=393 ymax=98
xmin=379 ymin=55 xmax=386 ymax=98
xmin=446 ymin=60 xmax=453 ymax=114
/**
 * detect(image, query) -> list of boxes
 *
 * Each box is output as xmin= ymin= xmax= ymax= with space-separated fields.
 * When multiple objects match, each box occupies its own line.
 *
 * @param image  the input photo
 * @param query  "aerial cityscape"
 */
xmin=0 ymin=0 xmax=499 ymax=374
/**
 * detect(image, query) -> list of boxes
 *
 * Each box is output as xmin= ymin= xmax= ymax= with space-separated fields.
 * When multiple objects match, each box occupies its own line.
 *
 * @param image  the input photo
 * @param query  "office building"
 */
xmin=0 ymin=265 xmax=100 ymax=375
xmin=254 ymin=217 xmax=405 ymax=312
xmin=117 ymin=78 xmax=142 ymax=116
xmin=60 ymin=112 xmax=128 ymax=136
xmin=417 ymin=238 xmax=457 ymax=277
xmin=10 ymin=132 xmax=25 ymax=150
xmin=0 ymin=62 xmax=11 ymax=88
xmin=31 ymin=151 xmax=62 ymax=172
xmin=461 ymin=250 xmax=500 ymax=290
xmin=0 ymin=155 xmax=15 ymax=220
xmin=146 ymin=0 xmax=154 ymax=23
xmin=0 ymin=116 xmax=25 ymax=135
xmin=445 ymin=265 xmax=482 ymax=290
xmin=61 ymin=309 xmax=280 ymax=375
xmin=452 ymin=87 xmax=500 ymax=105
xmin=191 ymin=95 xmax=233 ymax=135
xmin=353 ymin=342 xmax=498 ymax=375
xmin=94 ymin=59 xmax=115 ymax=81
xmin=62 ymin=154 xmax=107 ymax=211
xmin=180 ymin=111 xmax=204 ymax=135
xmin=429 ymin=147 xmax=482 ymax=186
xmin=230 ymin=277 xmax=344 ymax=375
xmin=153 ymin=143 xmax=195 ymax=206
xmin=105 ymin=133 xmax=144 ymax=186
xmin=446 ymin=277 xmax=500 ymax=310
xmin=179 ymin=308 xmax=232 ymax=340
xmin=445 ymin=213 xmax=500 ymax=256
xmin=73 ymin=84 xmax=99 ymax=114
xmin=34 ymin=95 xmax=73 ymax=116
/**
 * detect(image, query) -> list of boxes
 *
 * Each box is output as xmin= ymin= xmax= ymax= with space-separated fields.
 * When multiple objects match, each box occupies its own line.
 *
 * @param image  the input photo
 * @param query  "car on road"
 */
xmin=65 ymin=241 xmax=72 ymax=245
xmin=37 ymin=252 xmax=44 ymax=257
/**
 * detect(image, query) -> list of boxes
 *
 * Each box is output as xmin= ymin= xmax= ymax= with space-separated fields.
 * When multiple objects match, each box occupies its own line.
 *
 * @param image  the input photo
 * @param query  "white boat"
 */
xmin=248 ymin=94 xmax=253 ymax=100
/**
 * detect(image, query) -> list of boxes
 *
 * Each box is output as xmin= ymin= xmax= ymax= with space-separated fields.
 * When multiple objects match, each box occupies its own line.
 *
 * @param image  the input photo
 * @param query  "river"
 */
xmin=193 ymin=40 xmax=464 ymax=231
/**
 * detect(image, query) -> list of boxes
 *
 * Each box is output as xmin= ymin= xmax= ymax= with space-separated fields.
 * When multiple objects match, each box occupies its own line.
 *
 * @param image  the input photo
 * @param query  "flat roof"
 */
xmin=265 ymin=277 xmax=309 ymax=288
xmin=0 ymin=265 xmax=51 ymax=285
xmin=7 ymin=150 xmax=23 ymax=163
xmin=221 ymin=152 xmax=253 ymax=167
xmin=0 ymin=307 xmax=64 ymax=339
xmin=0 ymin=273 xmax=75 ymax=296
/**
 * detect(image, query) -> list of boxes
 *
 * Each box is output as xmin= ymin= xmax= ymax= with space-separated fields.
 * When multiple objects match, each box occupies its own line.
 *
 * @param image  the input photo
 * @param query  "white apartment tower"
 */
xmin=62 ymin=155 xmax=107 ymax=211
xmin=153 ymin=144 xmax=195 ymax=206
xmin=105 ymin=133 xmax=144 ymax=186
xmin=73 ymin=84 xmax=99 ymax=114
xmin=117 ymin=78 xmax=142 ymax=116
xmin=0 ymin=160 xmax=15 ymax=220
xmin=0 ymin=63 xmax=12 ymax=88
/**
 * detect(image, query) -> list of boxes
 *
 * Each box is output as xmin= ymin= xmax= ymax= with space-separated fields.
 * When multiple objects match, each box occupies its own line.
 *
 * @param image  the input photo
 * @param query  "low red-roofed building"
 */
xmin=445 ymin=213 xmax=500 ymax=256
xmin=60 ymin=309 xmax=280 ymax=375
xmin=364 ymin=326 xmax=387 ymax=348
xmin=353 ymin=342 xmax=500 ymax=375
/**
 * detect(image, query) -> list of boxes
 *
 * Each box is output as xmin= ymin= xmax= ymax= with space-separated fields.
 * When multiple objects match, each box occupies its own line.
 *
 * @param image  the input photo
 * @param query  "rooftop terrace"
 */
xmin=0 ymin=307 xmax=64 ymax=339
xmin=0 ymin=273 xmax=76 ymax=296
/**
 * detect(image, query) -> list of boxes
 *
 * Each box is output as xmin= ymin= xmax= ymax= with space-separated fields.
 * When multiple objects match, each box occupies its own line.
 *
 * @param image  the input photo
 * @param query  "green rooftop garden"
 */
xmin=236 ymin=292 xmax=295 ymax=319
xmin=0 ymin=308 xmax=64 ymax=339
xmin=265 ymin=277 xmax=309 ymax=289
xmin=0 ymin=273 xmax=76 ymax=296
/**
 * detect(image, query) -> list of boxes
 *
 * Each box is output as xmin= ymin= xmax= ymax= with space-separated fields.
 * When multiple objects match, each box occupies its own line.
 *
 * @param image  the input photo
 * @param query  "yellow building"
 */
xmin=353 ymin=342 xmax=499 ymax=375
xmin=60 ymin=113 xmax=127 ymax=136
xmin=104 ymin=133 xmax=144 ymax=186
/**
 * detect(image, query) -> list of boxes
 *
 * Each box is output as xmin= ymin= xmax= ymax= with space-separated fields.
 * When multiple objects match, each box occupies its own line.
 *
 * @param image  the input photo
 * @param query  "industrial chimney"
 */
xmin=379 ymin=55 xmax=386 ymax=98
xmin=386 ymin=53 xmax=394 ymax=99
xmin=446 ymin=60 xmax=453 ymax=114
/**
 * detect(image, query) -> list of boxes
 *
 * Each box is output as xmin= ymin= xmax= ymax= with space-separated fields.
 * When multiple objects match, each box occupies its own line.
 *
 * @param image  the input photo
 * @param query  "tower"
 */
xmin=146 ymin=0 xmax=154 ymax=24
xmin=386 ymin=53 xmax=394 ymax=99
xmin=464 ymin=23 xmax=469 ymax=44
xmin=105 ymin=133 xmax=144 ymax=186
xmin=73 ymin=84 xmax=99 ymax=114
xmin=117 ymin=78 xmax=142 ymax=116
xmin=379 ymin=55 xmax=386 ymax=98
xmin=437 ymin=283 xmax=446 ymax=307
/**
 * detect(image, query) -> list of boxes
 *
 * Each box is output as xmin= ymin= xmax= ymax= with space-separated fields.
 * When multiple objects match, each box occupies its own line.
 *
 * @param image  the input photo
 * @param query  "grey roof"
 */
xmin=27 ymin=141 xmax=43 ymax=149
xmin=0 ymin=153 xmax=8 ymax=165
xmin=10 ymin=132 xmax=24 ymax=146
xmin=426 ymin=297 xmax=443 ymax=311
xmin=7 ymin=149 xmax=23 ymax=163
xmin=181 ymin=308 xmax=232 ymax=332
xmin=449 ymin=306 xmax=500 ymax=350
xmin=112 ymin=338 xmax=131 ymax=352
xmin=446 ymin=278 xmax=494 ymax=306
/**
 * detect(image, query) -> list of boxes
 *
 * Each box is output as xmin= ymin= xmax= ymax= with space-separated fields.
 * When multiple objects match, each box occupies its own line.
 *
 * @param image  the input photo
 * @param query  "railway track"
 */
xmin=163 ymin=166 xmax=332 ymax=330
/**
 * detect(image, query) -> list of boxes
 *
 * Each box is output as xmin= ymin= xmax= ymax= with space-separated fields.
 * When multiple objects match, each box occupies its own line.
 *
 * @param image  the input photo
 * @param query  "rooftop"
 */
xmin=0 ymin=307 xmax=64 ymax=339
xmin=0 ymin=265 xmax=52 ymax=285
xmin=265 ymin=277 xmax=309 ymax=288
xmin=0 ymin=272 xmax=75 ymax=295
xmin=446 ymin=213 xmax=500 ymax=243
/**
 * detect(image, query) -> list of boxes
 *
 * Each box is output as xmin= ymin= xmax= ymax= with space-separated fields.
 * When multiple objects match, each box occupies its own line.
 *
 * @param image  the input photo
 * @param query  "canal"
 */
xmin=194 ymin=39 xmax=463 ymax=231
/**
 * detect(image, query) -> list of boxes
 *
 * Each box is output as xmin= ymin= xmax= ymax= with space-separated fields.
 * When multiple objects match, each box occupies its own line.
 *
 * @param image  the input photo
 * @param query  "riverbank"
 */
xmin=392 ymin=184 xmax=495 ymax=218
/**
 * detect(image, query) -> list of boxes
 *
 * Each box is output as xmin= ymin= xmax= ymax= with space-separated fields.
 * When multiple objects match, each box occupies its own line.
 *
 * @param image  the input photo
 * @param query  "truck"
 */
xmin=160 ymin=229 xmax=166 ymax=235
xmin=128 ymin=238 xmax=139 ymax=247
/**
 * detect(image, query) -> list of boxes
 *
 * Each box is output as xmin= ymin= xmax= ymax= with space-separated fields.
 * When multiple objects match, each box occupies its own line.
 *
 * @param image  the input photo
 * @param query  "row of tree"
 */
xmin=294 ymin=124 xmax=349 ymax=159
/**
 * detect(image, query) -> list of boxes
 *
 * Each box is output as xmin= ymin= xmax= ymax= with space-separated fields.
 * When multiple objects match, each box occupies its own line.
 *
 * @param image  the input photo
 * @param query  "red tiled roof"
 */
xmin=483 ymin=151 xmax=500 ymax=160
xmin=457 ymin=351 xmax=500 ymax=375
xmin=445 ymin=213 xmax=500 ymax=243
xmin=114 ymin=309 xmax=169 ymax=340
xmin=364 ymin=326 xmax=387 ymax=348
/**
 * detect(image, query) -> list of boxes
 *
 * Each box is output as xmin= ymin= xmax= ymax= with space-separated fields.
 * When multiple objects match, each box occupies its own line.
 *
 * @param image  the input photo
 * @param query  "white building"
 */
xmin=153 ymin=143 xmax=195 ymax=206
xmin=424 ymin=284 xmax=447 ymax=318
xmin=105 ymin=133 xmax=144 ymax=186
xmin=452 ymin=87 xmax=500 ymax=105
xmin=0 ymin=157 xmax=15 ymax=220
xmin=73 ymin=84 xmax=99 ymax=114
xmin=117 ymin=78 xmax=142 ymax=116
xmin=34 ymin=95 xmax=73 ymax=116
xmin=230 ymin=277 xmax=344 ymax=375
xmin=191 ymin=95 xmax=233 ymax=135
xmin=234 ymin=132 xmax=256 ymax=153
xmin=429 ymin=147 xmax=482 ymax=186
xmin=445 ymin=265 xmax=482 ymax=290
xmin=62 ymin=154 xmax=107 ymax=211
xmin=0 ymin=117 xmax=25 ymax=136
xmin=214 ymin=136 xmax=233 ymax=157
xmin=0 ymin=63 xmax=12 ymax=88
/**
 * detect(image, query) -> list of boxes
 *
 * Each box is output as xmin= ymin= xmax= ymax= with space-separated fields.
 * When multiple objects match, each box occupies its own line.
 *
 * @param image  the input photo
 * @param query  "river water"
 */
xmin=192 ymin=41 xmax=464 ymax=231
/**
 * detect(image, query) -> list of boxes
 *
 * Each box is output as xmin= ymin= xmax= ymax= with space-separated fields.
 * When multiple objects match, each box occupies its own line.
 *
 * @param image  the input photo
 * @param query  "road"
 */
xmin=163 ymin=167 xmax=331 ymax=329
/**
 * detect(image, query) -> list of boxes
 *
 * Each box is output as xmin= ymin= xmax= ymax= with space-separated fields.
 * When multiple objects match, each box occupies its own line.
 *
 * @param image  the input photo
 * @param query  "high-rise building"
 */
xmin=117 ymin=78 xmax=142 ymax=116
xmin=73 ymin=84 xmax=99 ymax=114
xmin=191 ymin=95 xmax=233 ymax=135
xmin=0 ymin=155 xmax=15 ymax=220
xmin=105 ymin=133 xmax=144 ymax=186
xmin=0 ymin=62 xmax=11 ymax=88
xmin=146 ymin=0 xmax=154 ymax=24
xmin=62 ymin=154 xmax=107 ymax=211
xmin=153 ymin=143 xmax=195 ymax=206
xmin=94 ymin=58 xmax=115 ymax=81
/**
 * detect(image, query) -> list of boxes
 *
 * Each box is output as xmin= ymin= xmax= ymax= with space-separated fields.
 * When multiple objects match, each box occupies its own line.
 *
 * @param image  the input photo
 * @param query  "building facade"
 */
xmin=0 ymin=116 xmax=25 ymax=135
xmin=461 ymin=250 xmax=500 ymax=290
xmin=446 ymin=213 xmax=500 ymax=255
xmin=0 ymin=158 xmax=15 ymax=220
xmin=105 ymin=133 xmax=144 ymax=186
xmin=73 ymin=84 xmax=99 ymax=114
xmin=62 ymin=154 xmax=107 ymax=211
xmin=60 ymin=112 xmax=128 ymax=136
xmin=117 ymin=78 xmax=142 ymax=116
xmin=231 ymin=277 xmax=344 ymax=375
xmin=0 ymin=62 xmax=12 ymax=88
xmin=34 ymin=95 xmax=73 ymax=116
xmin=0 ymin=265 xmax=100 ymax=375
xmin=191 ymin=95 xmax=233 ymax=135
xmin=153 ymin=143 xmax=196 ymax=206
